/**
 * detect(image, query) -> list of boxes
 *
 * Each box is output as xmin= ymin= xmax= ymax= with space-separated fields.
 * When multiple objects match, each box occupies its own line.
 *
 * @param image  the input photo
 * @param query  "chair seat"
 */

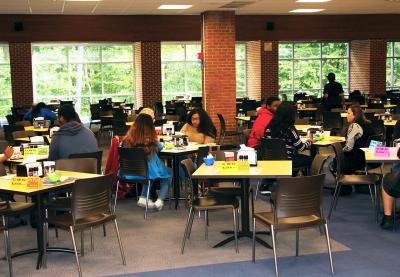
xmin=338 ymin=174 xmax=380 ymax=185
xmin=46 ymin=197 xmax=71 ymax=211
xmin=254 ymin=212 xmax=325 ymax=230
xmin=0 ymin=201 xmax=34 ymax=217
xmin=192 ymin=196 xmax=239 ymax=210
xmin=48 ymin=212 xmax=115 ymax=231
xmin=207 ymin=187 xmax=241 ymax=197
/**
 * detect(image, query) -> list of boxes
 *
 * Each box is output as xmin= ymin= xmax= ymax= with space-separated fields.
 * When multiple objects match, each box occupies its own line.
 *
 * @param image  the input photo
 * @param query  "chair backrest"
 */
xmin=56 ymin=158 xmax=98 ymax=174
xmin=12 ymin=130 xmax=36 ymax=139
xmin=117 ymin=147 xmax=148 ymax=178
xmin=274 ymin=174 xmax=325 ymax=221
xmin=69 ymin=151 xmax=103 ymax=174
xmin=322 ymin=112 xmax=342 ymax=129
xmin=3 ymin=125 xmax=24 ymax=142
xmin=15 ymin=120 xmax=32 ymax=127
xmin=197 ymin=145 xmax=220 ymax=165
xmin=154 ymin=119 xmax=167 ymax=127
xmin=154 ymin=102 xmax=164 ymax=116
xmin=6 ymin=115 xmax=16 ymax=125
xmin=90 ymin=104 xmax=100 ymax=120
xmin=112 ymin=120 xmax=129 ymax=137
xmin=0 ymin=163 xmax=6 ymax=176
xmin=310 ymin=154 xmax=329 ymax=176
xmin=217 ymin=113 xmax=226 ymax=133
xmin=370 ymin=119 xmax=385 ymax=136
xmin=331 ymin=142 xmax=345 ymax=176
xmin=260 ymin=138 xmax=288 ymax=160
xmin=180 ymin=158 xmax=196 ymax=178
xmin=71 ymin=174 xmax=112 ymax=222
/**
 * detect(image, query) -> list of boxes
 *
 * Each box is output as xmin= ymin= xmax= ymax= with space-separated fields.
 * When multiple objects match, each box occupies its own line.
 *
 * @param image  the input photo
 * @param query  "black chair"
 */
xmin=370 ymin=120 xmax=385 ymax=139
xmin=251 ymin=174 xmax=334 ymax=277
xmin=44 ymin=175 xmax=126 ymax=277
xmin=322 ymin=112 xmax=343 ymax=134
xmin=154 ymin=102 xmax=164 ymax=117
xmin=112 ymin=120 xmax=129 ymax=137
xmin=60 ymin=100 xmax=74 ymax=107
xmin=89 ymin=104 xmax=101 ymax=129
xmin=217 ymin=113 xmax=242 ymax=145
xmin=116 ymin=147 xmax=153 ymax=219
xmin=69 ymin=151 xmax=103 ymax=174
xmin=3 ymin=125 xmax=24 ymax=144
xmin=180 ymin=159 xmax=239 ymax=254
xmin=328 ymin=142 xmax=380 ymax=220
xmin=1 ymin=201 xmax=35 ymax=277
xmin=260 ymin=138 xmax=288 ymax=160
xmin=154 ymin=119 xmax=167 ymax=127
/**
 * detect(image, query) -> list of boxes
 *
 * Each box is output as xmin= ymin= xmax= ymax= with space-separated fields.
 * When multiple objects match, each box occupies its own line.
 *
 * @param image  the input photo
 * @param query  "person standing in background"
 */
xmin=323 ymin=73 xmax=345 ymax=111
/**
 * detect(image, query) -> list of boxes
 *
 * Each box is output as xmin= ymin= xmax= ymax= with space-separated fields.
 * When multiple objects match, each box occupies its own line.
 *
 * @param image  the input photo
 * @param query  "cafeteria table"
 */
xmin=0 ymin=170 xmax=100 ymax=269
xmin=236 ymin=116 xmax=251 ymax=122
xmin=362 ymin=147 xmax=400 ymax=164
xmin=192 ymin=160 xmax=292 ymax=248
xmin=24 ymin=126 xmax=49 ymax=133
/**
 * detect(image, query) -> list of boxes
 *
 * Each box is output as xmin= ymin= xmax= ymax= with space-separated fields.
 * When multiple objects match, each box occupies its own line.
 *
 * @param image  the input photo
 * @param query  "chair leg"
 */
xmin=295 ymin=228 xmax=299 ymax=257
xmin=255 ymin=180 xmax=260 ymax=200
xmin=187 ymin=208 xmax=195 ymax=240
xmin=113 ymin=219 xmax=126 ymax=265
xmin=135 ymin=185 xmax=139 ymax=201
xmin=90 ymin=227 xmax=94 ymax=252
xmin=328 ymin=183 xmax=341 ymax=220
xmin=324 ymin=223 xmax=335 ymax=275
xmin=373 ymin=184 xmax=380 ymax=224
xmin=181 ymin=207 xmax=194 ymax=254
xmin=144 ymin=181 xmax=151 ymax=220
xmin=114 ymin=180 xmax=120 ymax=214
xmin=43 ymin=223 xmax=47 ymax=269
xmin=204 ymin=210 xmax=208 ymax=240
xmin=252 ymin=218 xmax=256 ymax=263
xmin=80 ymin=231 xmax=85 ymax=257
xmin=2 ymin=217 xmax=13 ymax=277
xmin=55 ymin=227 xmax=59 ymax=238
xmin=70 ymin=227 xmax=82 ymax=277
xmin=271 ymin=225 xmax=279 ymax=277
xmin=103 ymin=224 xmax=107 ymax=237
xmin=233 ymin=208 xmax=239 ymax=253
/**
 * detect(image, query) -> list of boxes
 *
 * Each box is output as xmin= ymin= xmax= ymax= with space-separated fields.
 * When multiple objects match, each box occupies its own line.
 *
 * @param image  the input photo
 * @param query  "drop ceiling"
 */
xmin=0 ymin=0 xmax=399 ymax=15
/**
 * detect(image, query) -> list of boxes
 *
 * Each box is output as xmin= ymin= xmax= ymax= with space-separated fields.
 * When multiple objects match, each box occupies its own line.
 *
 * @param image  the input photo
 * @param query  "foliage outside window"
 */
xmin=386 ymin=42 xmax=400 ymax=90
xmin=0 ymin=44 xmax=12 ymax=119
xmin=236 ymin=43 xmax=247 ymax=98
xmin=32 ymin=44 xmax=135 ymax=116
xmin=279 ymin=42 xmax=349 ymax=101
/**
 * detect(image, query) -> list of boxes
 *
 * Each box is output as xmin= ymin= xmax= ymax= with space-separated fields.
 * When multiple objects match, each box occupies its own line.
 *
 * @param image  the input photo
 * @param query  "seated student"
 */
xmin=23 ymin=102 xmax=57 ymax=123
xmin=248 ymin=96 xmax=281 ymax=148
xmin=342 ymin=104 xmax=373 ymax=174
xmin=0 ymin=146 xmax=13 ymax=163
xmin=381 ymin=171 xmax=400 ymax=229
xmin=180 ymin=108 xmax=217 ymax=144
xmin=264 ymin=103 xmax=313 ymax=169
xmin=120 ymin=114 xmax=170 ymax=211
xmin=49 ymin=104 xmax=98 ymax=161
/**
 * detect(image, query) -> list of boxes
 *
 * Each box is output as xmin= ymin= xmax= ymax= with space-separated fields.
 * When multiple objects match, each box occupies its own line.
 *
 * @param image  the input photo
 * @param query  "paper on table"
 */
xmin=22 ymin=155 xmax=37 ymax=164
xmin=0 ymin=174 xmax=14 ymax=180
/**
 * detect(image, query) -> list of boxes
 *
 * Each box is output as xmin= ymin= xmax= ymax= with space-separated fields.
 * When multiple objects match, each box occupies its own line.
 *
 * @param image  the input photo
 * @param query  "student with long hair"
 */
xmin=23 ymin=102 xmax=57 ymax=122
xmin=342 ymin=104 xmax=373 ymax=173
xmin=264 ymin=103 xmax=313 ymax=168
xmin=121 ymin=113 xmax=170 ymax=211
xmin=180 ymin=108 xmax=217 ymax=144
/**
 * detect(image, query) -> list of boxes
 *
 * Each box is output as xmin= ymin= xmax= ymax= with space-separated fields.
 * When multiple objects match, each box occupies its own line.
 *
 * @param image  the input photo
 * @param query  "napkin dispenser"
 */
xmin=33 ymin=118 xmax=51 ymax=128
xmin=237 ymin=146 xmax=257 ymax=166
xmin=162 ymin=123 xmax=175 ymax=135
xmin=17 ymin=162 xmax=44 ymax=177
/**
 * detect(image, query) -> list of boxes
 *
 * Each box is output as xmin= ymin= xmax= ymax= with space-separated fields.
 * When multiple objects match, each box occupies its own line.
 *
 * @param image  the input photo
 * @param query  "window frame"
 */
xmin=278 ymin=41 xmax=350 ymax=100
xmin=235 ymin=42 xmax=247 ymax=98
xmin=387 ymin=41 xmax=400 ymax=91
xmin=0 ymin=43 xmax=12 ymax=120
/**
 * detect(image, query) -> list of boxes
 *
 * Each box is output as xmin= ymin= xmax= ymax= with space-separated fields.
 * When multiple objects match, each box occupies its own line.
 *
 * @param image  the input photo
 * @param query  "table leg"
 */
xmin=34 ymin=194 xmax=44 ymax=269
xmin=173 ymin=156 xmax=180 ymax=209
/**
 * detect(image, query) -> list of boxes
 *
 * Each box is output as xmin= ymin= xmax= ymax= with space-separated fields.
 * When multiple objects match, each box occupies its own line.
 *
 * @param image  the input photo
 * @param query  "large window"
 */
xmin=387 ymin=41 xmax=400 ymax=90
xmin=279 ymin=42 xmax=349 ymax=101
xmin=0 ymin=44 xmax=12 ymax=118
xmin=236 ymin=43 xmax=246 ymax=98
xmin=32 ymin=44 xmax=134 ymax=116
xmin=161 ymin=43 xmax=202 ymax=103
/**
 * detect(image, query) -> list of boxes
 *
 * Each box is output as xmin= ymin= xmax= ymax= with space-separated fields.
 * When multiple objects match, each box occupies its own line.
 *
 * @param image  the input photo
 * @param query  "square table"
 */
xmin=192 ymin=161 xmax=292 ymax=248
xmin=361 ymin=147 xmax=400 ymax=164
xmin=24 ymin=126 xmax=49 ymax=133
xmin=0 ymin=171 xmax=100 ymax=269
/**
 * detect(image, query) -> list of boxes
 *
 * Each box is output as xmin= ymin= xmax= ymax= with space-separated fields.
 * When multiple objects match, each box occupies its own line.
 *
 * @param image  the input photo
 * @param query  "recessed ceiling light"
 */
xmin=290 ymin=9 xmax=325 ymax=13
xmin=296 ymin=0 xmax=331 ymax=3
xmin=63 ymin=0 xmax=103 ymax=2
xmin=158 ymin=5 xmax=193 ymax=10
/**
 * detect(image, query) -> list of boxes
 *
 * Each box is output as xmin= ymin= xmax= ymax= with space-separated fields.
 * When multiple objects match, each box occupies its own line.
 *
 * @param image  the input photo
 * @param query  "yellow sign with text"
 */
xmin=23 ymin=148 xmax=38 ymax=157
xmin=220 ymin=161 xmax=238 ymax=173
xmin=11 ymin=176 xmax=42 ymax=189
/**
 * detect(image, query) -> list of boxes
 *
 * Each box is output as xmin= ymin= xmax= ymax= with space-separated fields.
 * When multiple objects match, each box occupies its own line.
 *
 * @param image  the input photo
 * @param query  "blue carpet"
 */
xmin=108 ymin=192 xmax=400 ymax=277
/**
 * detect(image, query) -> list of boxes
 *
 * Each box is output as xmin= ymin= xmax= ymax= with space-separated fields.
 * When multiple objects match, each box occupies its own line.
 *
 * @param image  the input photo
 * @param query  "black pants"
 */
xmin=292 ymin=154 xmax=313 ymax=169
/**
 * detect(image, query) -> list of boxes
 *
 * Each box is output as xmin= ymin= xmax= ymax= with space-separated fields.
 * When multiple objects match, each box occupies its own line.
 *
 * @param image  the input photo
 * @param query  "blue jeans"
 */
xmin=140 ymin=168 xmax=172 ymax=200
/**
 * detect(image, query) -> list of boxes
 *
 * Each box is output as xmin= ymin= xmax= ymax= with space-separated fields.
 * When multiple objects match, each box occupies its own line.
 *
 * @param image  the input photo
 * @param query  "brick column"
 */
xmin=201 ymin=11 xmax=236 ymax=139
xmin=246 ymin=41 xmax=279 ymax=101
xmin=9 ymin=42 xmax=34 ymax=107
xmin=350 ymin=40 xmax=386 ymax=97
xmin=134 ymin=41 xmax=162 ymax=108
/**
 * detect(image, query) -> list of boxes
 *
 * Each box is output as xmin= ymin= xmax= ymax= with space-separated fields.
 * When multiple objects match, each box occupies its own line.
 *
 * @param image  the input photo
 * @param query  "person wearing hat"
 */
xmin=381 ymin=171 xmax=400 ymax=230
xmin=323 ymin=72 xmax=345 ymax=111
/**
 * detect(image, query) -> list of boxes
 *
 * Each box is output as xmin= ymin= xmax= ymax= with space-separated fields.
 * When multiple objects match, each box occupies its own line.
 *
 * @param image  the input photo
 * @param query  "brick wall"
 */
xmin=246 ymin=41 xmax=279 ymax=101
xmin=134 ymin=41 xmax=162 ymax=108
xmin=9 ymin=42 xmax=33 ymax=107
xmin=350 ymin=40 xmax=387 ymax=97
xmin=201 ymin=11 xmax=237 ymax=139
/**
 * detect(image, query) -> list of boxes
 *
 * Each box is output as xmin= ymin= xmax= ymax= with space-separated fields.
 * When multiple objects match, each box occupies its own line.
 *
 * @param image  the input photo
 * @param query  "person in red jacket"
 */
xmin=247 ymin=96 xmax=281 ymax=148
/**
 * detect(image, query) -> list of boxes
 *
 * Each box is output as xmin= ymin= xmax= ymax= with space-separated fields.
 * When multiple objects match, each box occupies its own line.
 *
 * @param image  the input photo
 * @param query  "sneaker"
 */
xmin=137 ymin=197 xmax=155 ymax=209
xmin=380 ymin=215 xmax=394 ymax=230
xmin=154 ymin=199 xmax=164 ymax=211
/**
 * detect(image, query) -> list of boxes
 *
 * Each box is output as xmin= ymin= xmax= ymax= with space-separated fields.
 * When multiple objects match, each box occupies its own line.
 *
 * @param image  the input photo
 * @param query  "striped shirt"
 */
xmin=264 ymin=126 xmax=312 ymax=158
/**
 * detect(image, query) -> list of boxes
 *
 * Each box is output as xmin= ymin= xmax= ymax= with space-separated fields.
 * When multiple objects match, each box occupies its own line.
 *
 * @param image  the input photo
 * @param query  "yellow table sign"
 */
xmin=220 ymin=161 xmax=239 ymax=173
xmin=37 ymin=146 xmax=49 ymax=156
xmin=23 ymin=148 xmax=38 ymax=157
xmin=11 ymin=176 xmax=42 ymax=188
